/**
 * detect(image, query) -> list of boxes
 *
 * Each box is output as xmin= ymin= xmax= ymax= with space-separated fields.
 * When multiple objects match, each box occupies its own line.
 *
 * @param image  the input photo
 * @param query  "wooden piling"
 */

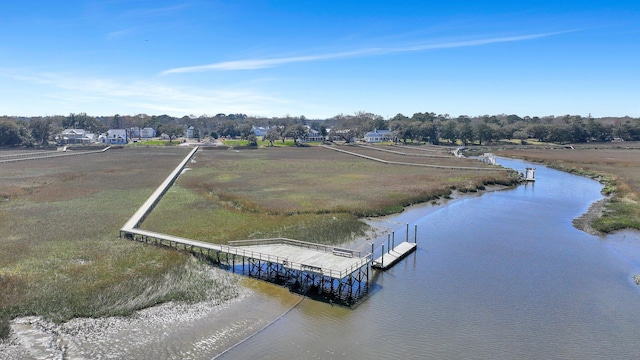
xmin=406 ymin=223 xmax=409 ymax=242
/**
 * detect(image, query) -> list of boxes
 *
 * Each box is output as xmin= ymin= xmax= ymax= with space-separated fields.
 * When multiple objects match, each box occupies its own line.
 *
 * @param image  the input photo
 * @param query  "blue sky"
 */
xmin=1 ymin=1 xmax=639 ymax=119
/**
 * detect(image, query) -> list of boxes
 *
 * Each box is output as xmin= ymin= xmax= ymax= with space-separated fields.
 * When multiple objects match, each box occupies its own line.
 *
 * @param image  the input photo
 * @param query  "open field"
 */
xmin=494 ymin=142 xmax=640 ymax=232
xmin=0 ymin=144 xmax=518 ymax=338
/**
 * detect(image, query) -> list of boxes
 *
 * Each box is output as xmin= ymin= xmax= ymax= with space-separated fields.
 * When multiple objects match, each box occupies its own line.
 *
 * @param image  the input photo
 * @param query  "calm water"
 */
xmin=220 ymin=158 xmax=640 ymax=360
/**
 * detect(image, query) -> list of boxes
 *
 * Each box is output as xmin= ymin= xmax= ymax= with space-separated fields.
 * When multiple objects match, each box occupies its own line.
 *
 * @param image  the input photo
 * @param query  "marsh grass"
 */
xmin=144 ymin=146 xmax=517 ymax=244
xmin=0 ymin=147 xmax=243 ymax=336
xmin=259 ymin=139 xmax=299 ymax=147
xmin=129 ymin=140 xmax=176 ymax=146
xmin=140 ymin=185 xmax=369 ymax=243
xmin=16 ymin=256 xmax=238 ymax=323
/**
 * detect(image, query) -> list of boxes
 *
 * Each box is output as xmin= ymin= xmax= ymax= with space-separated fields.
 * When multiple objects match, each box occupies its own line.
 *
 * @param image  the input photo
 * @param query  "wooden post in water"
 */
xmin=406 ymin=223 xmax=409 ymax=242
xmin=414 ymin=224 xmax=418 ymax=243
xmin=381 ymin=244 xmax=384 ymax=268
xmin=392 ymin=232 xmax=395 ymax=249
xmin=387 ymin=234 xmax=390 ymax=253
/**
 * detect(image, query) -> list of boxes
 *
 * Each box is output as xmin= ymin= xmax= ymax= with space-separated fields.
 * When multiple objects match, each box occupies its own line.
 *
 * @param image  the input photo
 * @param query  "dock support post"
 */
xmin=387 ymin=234 xmax=390 ymax=252
xmin=406 ymin=223 xmax=409 ymax=242
xmin=392 ymin=232 xmax=395 ymax=249
xmin=414 ymin=224 xmax=418 ymax=243
xmin=381 ymin=244 xmax=384 ymax=268
xmin=366 ymin=262 xmax=369 ymax=289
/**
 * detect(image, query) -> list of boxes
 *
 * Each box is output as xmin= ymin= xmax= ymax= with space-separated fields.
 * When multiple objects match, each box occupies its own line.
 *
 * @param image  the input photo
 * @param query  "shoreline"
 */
xmin=572 ymin=196 xmax=609 ymax=236
xmin=0 ymin=269 xmax=300 ymax=360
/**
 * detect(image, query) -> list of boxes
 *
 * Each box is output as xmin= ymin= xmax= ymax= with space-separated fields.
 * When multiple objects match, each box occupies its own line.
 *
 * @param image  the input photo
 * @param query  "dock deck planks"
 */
xmin=238 ymin=243 xmax=365 ymax=275
xmin=372 ymin=242 xmax=417 ymax=270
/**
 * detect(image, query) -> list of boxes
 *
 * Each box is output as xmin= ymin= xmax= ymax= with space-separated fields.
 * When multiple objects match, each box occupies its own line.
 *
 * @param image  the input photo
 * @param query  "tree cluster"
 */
xmin=1 ymin=111 xmax=639 ymax=148
xmin=386 ymin=113 xmax=640 ymax=145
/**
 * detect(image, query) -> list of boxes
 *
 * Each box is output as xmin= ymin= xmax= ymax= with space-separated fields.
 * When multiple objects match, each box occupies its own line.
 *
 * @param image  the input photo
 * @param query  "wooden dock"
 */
xmin=121 ymin=230 xmax=373 ymax=305
xmin=372 ymin=242 xmax=417 ymax=270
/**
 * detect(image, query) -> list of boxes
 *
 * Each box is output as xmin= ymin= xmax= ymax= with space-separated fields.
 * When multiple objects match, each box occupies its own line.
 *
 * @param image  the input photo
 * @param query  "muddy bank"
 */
xmin=572 ymin=197 xmax=609 ymax=236
xmin=0 ymin=270 xmax=301 ymax=360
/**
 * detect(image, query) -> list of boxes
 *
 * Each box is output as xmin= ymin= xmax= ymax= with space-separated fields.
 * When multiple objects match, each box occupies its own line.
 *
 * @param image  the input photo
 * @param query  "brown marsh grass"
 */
xmin=496 ymin=142 xmax=640 ymax=232
xmin=0 ymin=147 xmax=239 ymax=334
xmin=142 ymin=146 xmax=519 ymax=244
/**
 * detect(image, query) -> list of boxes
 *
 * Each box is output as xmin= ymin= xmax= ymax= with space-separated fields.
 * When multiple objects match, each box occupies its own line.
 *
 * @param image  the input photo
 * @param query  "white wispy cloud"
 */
xmin=0 ymin=69 xmax=286 ymax=116
xmin=161 ymin=31 xmax=569 ymax=75
xmin=124 ymin=4 xmax=191 ymax=18
xmin=106 ymin=28 xmax=134 ymax=39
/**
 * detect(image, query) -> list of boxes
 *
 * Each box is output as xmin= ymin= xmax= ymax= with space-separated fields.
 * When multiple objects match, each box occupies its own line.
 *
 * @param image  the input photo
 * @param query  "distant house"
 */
xmin=186 ymin=126 xmax=195 ymax=139
xmin=364 ymin=129 xmax=393 ymax=143
xmin=57 ymin=129 xmax=96 ymax=144
xmin=140 ymin=127 xmax=156 ymax=138
xmin=129 ymin=127 xmax=140 ymax=138
xmin=301 ymin=128 xmax=325 ymax=142
xmin=100 ymin=129 xmax=128 ymax=144
xmin=252 ymin=126 xmax=270 ymax=137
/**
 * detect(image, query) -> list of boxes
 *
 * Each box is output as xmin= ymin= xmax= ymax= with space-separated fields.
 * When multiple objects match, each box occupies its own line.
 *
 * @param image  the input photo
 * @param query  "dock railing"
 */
xmin=223 ymin=242 xmax=371 ymax=279
xmin=126 ymin=230 xmax=372 ymax=280
xmin=229 ymin=237 xmax=364 ymax=258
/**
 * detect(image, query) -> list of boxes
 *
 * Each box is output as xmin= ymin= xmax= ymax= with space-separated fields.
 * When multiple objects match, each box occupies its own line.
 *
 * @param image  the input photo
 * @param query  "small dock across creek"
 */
xmin=372 ymin=242 xmax=417 ymax=270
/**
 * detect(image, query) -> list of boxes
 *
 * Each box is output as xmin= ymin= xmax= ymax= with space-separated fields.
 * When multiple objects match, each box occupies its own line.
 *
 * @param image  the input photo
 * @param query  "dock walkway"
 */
xmin=0 ymin=146 xmax=110 ymax=163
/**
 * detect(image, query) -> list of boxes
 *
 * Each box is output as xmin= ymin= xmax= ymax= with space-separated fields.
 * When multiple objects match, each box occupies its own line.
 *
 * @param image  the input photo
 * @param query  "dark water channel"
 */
xmin=220 ymin=157 xmax=640 ymax=360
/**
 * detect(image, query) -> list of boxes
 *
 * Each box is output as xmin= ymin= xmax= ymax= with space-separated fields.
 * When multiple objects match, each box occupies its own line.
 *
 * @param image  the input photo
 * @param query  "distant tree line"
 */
xmin=385 ymin=113 xmax=640 ymax=145
xmin=1 ymin=111 xmax=639 ymax=147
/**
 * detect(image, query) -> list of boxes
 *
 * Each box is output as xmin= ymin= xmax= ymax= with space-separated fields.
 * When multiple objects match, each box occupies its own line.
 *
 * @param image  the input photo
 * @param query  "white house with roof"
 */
xmin=140 ymin=127 xmax=156 ymax=138
xmin=364 ymin=129 xmax=393 ymax=143
xmin=100 ymin=129 xmax=128 ymax=144
xmin=129 ymin=127 xmax=140 ymax=138
xmin=186 ymin=126 xmax=195 ymax=139
xmin=57 ymin=129 xmax=97 ymax=144
xmin=252 ymin=126 xmax=270 ymax=137
xmin=301 ymin=128 xmax=325 ymax=142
